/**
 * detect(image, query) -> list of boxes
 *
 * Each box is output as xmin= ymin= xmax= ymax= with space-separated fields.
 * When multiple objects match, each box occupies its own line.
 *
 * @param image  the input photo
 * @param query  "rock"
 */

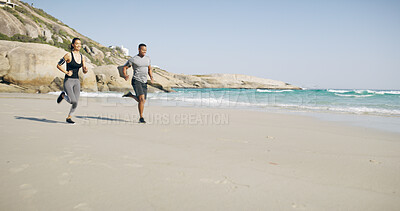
xmin=49 ymin=77 xmax=63 ymax=91
xmin=1 ymin=40 xmax=66 ymax=86
xmin=90 ymin=46 xmax=105 ymax=61
xmin=0 ymin=9 xmax=25 ymax=37
xmin=92 ymin=65 xmax=132 ymax=92
xmin=0 ymin=40 xmax=98 ymax=92
xmin=82 ymin=44 xmax=91 ymax=54
xmin=151 ymin=67 xmax=302 ymax=90
xmin=0 ymin=2 xmax=127 ymax=68
xmin=0 ymin=50 xmax=10 ymax=76
xmin=95 ymin=74 xmax=109 ymax=92
xmin=0 ymin=83 xmax=25 ymax=93
xmin=78 ymin=63 xmax=97 ymax=92
xmin=82 ymin=45 xmax=105 ymax=62
xmin=38 ymin=85 xmax=51 ymax=93
xmin=56 ymin=36 xmax=63 ymax=43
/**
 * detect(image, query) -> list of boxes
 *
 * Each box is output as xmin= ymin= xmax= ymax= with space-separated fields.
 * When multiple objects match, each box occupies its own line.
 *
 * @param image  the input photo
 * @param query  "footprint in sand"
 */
xmin=19 ymin=184 xmax=37 ymax=199
xmin=369 ymin=159 xmax=382 ymax=164
xmin=200 ymin=176 xmax=250 ymax=188
xmin=266 ymin=136 xmax=275 ymax=140
xmin=292 ymin=202 xmax=307 ymax=210
xmin=9 ymin=164 xmax=29 ymax=173
xmin=73 ymin=203 xmax=92 ymax=211
xmin=58 ymin=172 xmax=72 ymax=185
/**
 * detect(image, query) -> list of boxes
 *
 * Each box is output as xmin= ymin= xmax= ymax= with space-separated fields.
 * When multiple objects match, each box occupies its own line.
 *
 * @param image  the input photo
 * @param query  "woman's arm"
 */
xmin=57 ymin=53 xmax=72 ymax=76
xmin=82 ymin=55 xmax=88 ymax=74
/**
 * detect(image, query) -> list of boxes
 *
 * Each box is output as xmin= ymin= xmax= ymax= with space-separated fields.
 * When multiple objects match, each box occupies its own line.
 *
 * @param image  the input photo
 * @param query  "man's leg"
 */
xmin=138 ymin=94 xmax=145 ymax=118
xmin=123 ymin=92 xmax=139 ymax=102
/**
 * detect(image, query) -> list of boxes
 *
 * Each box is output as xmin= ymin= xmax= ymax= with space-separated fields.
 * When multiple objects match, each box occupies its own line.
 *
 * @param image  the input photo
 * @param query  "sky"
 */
xmin=24 ymin=0 xmax=400 ymax=90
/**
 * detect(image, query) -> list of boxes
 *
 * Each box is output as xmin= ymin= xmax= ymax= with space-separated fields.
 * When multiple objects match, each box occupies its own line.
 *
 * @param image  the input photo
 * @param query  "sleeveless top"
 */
xmin=65 ymin=52 xmax=83 ymax=79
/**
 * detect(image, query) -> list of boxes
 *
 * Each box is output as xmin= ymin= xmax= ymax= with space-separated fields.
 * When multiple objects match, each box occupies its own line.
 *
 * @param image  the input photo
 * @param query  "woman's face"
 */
xmin=72 ymin=39 xmax=82 ymax=51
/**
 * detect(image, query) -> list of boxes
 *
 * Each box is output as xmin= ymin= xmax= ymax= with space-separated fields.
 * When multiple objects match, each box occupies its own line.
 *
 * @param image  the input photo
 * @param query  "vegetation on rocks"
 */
xmin=0 ymin=0 xmax=128 ymax=66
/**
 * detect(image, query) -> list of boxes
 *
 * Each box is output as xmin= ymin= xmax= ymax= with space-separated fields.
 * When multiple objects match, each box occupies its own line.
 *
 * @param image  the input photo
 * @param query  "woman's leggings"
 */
xmin=63 ymin=78 xmax=80 ymax=116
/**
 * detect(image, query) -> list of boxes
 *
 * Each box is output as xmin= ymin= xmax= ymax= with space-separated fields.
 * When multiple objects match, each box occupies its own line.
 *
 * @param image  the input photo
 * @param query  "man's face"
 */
xmin=139 ymin=46 xmax=147 ymax=56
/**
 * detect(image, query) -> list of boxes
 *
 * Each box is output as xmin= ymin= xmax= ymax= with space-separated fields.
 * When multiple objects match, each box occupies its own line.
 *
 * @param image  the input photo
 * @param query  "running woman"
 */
xmin=56 ymin=38 xmax=88 ymax=124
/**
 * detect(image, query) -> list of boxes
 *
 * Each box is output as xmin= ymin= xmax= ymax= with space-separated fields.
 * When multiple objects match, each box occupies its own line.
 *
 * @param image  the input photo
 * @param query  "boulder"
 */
xmin=92 ymin=65 xmax=132 ymax=92
xmin=0 ymin=83 xmax=26 ymax=93
xmin=0 ymin=50 xmax=10 ymax=76
xmin=0 ymin=9 xmax=25 ymax=37
xmin=0 ymin=40 xmax=98 ymax=92
xmin=1 ymin=40 xmax=66 ymax=86
xmin=78 ymin=62 xmax=97 ymax=92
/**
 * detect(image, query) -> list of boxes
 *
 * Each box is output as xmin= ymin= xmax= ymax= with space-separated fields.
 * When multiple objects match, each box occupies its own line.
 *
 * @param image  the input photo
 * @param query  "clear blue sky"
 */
xmin=25 ymin=0 xmax=400 ymax=89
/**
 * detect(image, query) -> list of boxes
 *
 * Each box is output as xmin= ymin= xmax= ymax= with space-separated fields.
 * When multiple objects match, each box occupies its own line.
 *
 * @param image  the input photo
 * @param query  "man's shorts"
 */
xmin=132 ymin=79 xmax=147 ymax=99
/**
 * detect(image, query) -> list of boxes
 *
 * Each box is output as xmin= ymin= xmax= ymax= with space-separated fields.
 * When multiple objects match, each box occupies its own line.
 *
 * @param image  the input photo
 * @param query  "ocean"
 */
xmin=49 ymin=88 xmax=400 ymax=133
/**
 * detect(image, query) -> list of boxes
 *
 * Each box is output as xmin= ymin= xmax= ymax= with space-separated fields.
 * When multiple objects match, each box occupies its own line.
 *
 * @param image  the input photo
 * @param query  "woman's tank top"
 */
xmin=65 ymin=52 xmax=83 ymax=79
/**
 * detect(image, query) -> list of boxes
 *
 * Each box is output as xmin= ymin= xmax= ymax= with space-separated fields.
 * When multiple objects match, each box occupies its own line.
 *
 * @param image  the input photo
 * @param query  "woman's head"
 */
xmin=70 ymin=38 xmax=81 ymax=51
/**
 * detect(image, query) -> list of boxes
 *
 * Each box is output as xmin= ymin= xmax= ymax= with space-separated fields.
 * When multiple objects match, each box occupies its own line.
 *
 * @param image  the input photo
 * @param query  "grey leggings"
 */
xmin=64 ymin=78 xmax=80 ymax=116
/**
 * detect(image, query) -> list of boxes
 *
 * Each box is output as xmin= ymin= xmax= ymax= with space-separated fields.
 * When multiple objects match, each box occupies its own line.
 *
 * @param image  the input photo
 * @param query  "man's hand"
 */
xmin=124 ymin=74 xmax=129 ymax=81
xmin=66 ymin=71 xmax=73 ymax=76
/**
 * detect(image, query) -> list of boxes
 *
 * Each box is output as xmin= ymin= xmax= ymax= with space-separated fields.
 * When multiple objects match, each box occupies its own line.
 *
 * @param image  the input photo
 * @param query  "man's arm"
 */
xmin=148 ymin=65 xmax=154 ymax=84
xmin=123 ymin=65 xmax=130 ymax=81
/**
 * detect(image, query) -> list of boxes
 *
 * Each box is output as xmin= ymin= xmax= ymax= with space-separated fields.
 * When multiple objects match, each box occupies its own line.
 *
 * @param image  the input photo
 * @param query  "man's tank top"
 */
xmin=65 ymin=52 xmax=83 ymax=79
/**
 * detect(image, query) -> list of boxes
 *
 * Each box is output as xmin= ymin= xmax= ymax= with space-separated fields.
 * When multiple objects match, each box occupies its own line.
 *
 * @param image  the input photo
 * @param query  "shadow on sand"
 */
xmin=75 ymin=115 xmax=130 ymax=122
xmin=14 ymin=116 xmax=65 ymax=124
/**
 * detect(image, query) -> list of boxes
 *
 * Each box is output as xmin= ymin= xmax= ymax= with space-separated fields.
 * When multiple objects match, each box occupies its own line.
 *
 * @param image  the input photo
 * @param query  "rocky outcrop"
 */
xmin=91 ymin=65 xmax=301 ymax=93
xmin=0 ymin=40 xmax=97 ymax=93
xmin=0 ymin=1 xmax=127 ymax=66
xmin=151 ymin=67 xmax=301 ymax=90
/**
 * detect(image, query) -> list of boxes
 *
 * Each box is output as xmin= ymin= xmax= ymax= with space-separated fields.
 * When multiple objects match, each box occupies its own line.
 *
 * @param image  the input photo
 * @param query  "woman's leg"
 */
xmin=68 ymin=79 xmax=80 ymax=117
xmin=63 ymin=79 xmax=75 ymax=105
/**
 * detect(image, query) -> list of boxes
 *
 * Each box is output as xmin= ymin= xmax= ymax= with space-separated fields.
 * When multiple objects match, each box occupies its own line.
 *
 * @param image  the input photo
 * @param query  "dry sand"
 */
xmin=0 ymin=93 xmax=399 ymax=210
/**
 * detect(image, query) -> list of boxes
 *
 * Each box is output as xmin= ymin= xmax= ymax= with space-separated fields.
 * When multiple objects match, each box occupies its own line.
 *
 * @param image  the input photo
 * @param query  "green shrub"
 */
xmin=0 ymin=33 xmax=11 ymax=41
xmin=1 ymin=6 xmax=25 ymax=24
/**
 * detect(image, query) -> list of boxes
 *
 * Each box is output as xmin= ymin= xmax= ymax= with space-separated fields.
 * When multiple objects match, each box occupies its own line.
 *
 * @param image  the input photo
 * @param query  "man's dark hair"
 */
xmin=138 ymin=43 xmax=147 ymax=49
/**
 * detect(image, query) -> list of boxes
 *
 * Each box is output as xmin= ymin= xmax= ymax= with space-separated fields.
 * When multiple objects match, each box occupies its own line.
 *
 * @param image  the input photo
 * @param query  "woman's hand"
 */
xmin=83 ymin=66 xmax=88 ymax=74
xmin=66 ymin=71 xmax=73 ymax=76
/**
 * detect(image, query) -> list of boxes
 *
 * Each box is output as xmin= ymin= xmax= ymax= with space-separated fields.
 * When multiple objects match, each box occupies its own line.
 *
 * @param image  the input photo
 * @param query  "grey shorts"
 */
xmin=132 ymin=79 xmax=147 ymax=99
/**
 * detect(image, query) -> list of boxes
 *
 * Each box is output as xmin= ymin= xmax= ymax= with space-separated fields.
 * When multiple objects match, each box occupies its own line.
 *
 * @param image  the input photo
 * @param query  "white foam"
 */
xmin=149 ymin=95 xmax=268 ymax=107
xmin=48 ymin=91 xmax=124 ymax=98
xmin=327 ymin=89 xmax=351 ymax=93
xmin=370 ymin=90 xmax=400 ymax=95
xmin=274 ymin=104 xmax=400 ymax=116
xmin=334 ymin=93 xmax=374 ymax=98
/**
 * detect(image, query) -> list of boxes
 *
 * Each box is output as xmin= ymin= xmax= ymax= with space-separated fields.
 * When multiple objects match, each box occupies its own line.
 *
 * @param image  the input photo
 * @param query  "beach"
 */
xmin=0 ymin=93 xmax=399 ymax=210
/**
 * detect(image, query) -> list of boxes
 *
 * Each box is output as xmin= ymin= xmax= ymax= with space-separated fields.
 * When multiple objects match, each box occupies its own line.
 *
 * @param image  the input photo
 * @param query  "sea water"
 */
xmin=49 ymin=88 xmax=400 ymax=133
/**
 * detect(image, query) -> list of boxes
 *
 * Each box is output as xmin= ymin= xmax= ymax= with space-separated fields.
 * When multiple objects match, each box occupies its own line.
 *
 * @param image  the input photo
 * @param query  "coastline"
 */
xmin=1 ymin=93 xmax=400 ymax=210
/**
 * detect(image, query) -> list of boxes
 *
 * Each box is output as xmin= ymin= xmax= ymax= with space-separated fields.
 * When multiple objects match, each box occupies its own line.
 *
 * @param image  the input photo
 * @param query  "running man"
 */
xmin=122 ymin=43 xmax=154 ymax=123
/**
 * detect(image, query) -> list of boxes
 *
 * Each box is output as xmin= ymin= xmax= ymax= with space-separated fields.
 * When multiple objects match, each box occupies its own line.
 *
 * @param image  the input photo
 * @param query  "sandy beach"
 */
xmin=0 ymin=93 xmax=399 ymax=211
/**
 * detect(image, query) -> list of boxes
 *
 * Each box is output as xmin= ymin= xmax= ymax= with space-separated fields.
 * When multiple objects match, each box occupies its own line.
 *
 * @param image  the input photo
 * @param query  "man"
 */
xmin=122 ymin=43 xmax=154 ymax=123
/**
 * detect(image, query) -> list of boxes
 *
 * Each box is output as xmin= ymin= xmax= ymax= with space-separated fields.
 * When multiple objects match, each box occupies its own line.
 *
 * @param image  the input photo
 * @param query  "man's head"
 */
xmin=138 ymin=43 xmax=147 ymax=57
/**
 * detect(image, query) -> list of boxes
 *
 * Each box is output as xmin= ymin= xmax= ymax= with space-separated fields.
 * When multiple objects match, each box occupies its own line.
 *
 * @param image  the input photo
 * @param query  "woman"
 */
xmin=56 ymin=38 xmax=88 ymax=124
